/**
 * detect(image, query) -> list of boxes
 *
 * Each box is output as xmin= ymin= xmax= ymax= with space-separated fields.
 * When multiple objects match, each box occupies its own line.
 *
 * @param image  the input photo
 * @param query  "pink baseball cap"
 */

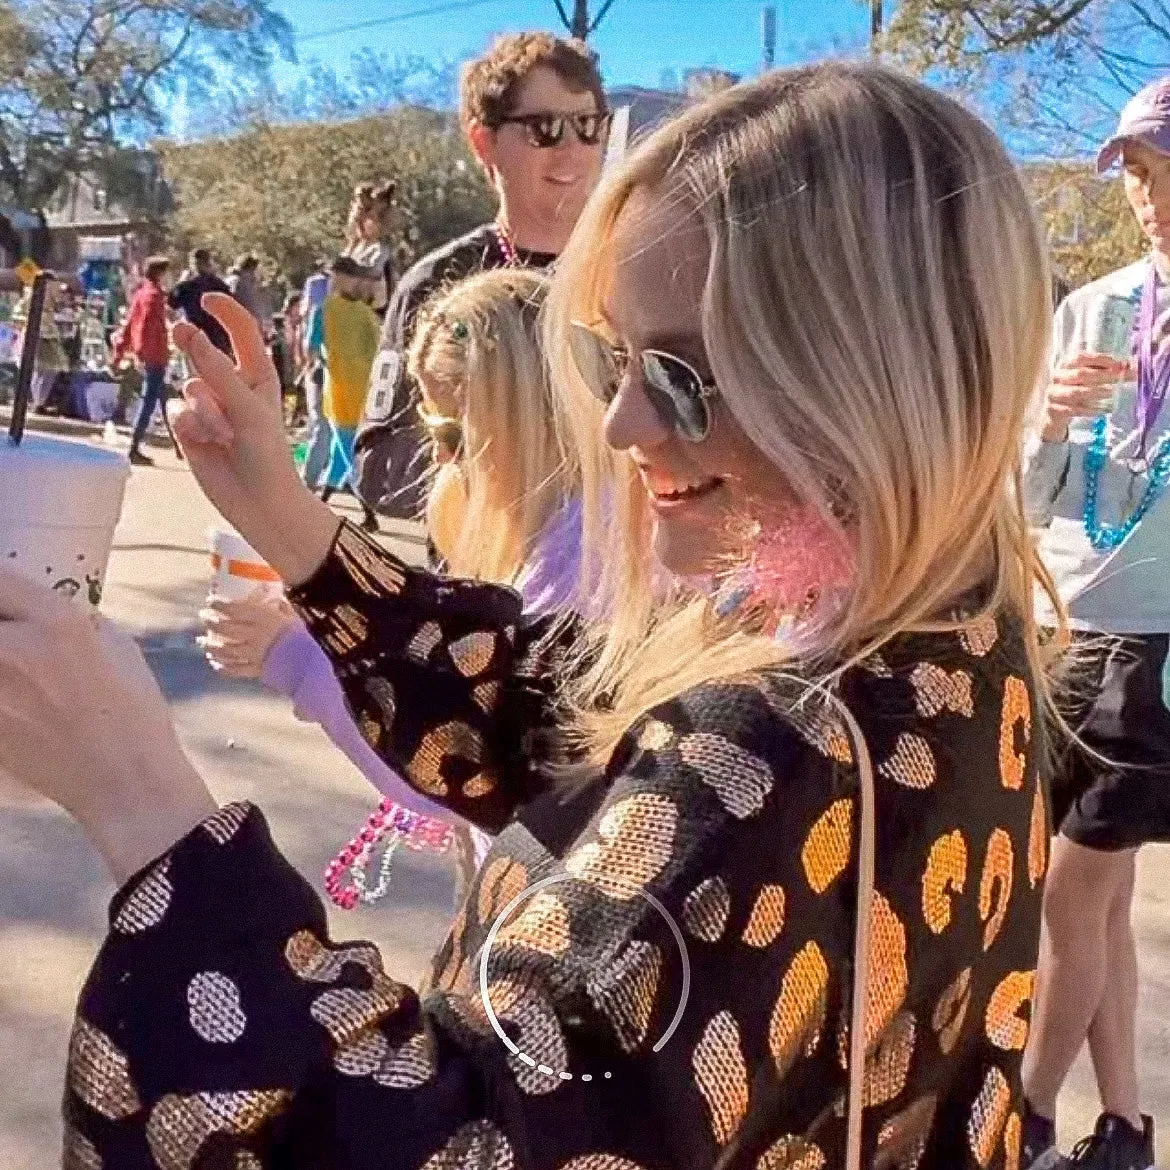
xmin=1098 ymin=77 xmax=1170 ymax=173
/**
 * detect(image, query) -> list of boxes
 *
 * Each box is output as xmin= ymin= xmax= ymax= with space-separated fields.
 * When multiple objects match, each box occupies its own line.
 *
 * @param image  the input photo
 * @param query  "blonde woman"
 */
xmin=200 ymin=267 xmax=582 ymax=905
xmin=5 ymin=63 xmax=1054 ymax=1168
xmin=413 ymin=267 xmax=584 ymax=608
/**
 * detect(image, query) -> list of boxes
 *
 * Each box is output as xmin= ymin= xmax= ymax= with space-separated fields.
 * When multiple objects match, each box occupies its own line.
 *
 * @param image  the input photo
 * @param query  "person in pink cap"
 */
xmin=1021 ymin=78 xmax=1170 ymax=1170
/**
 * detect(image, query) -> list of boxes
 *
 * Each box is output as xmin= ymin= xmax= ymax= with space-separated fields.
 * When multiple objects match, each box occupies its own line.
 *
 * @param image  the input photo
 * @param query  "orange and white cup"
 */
xmin=208 ymin=526 xmax=283 ymax=602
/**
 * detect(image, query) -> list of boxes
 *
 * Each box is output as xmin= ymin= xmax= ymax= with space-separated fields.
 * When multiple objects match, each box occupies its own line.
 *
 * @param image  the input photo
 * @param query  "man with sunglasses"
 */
xmin=354 ymin=31 xmax=609 ymax=522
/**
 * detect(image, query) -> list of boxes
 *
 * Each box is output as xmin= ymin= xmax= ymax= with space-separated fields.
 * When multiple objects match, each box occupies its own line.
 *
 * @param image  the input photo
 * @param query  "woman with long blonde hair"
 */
xmin=200 ymin=266 xmax=583 ymax=908
xmin=411 ymin=266 xmax=584 ymax=605
xmin=7 ymin=62 xmax=1057 ymax=1169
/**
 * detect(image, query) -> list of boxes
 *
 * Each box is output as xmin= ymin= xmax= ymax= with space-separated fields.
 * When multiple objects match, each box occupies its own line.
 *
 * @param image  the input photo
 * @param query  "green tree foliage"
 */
xmin=159 ymin=106 xmax=495 ymax=284
xmin=0 ymin=0 xmax=293 ymax=209
xmin=1024 ymin=160 xmax=1147 ymax=287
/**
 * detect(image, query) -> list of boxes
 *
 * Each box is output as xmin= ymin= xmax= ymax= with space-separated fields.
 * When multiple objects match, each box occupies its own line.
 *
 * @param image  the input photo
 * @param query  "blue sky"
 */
xmin=276 ymin=0 xmax=873 ymax=92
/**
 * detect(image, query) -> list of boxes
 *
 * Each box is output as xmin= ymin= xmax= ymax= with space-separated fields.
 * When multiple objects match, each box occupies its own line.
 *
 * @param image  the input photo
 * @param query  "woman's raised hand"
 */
xmin=171 ymin=294 xmax=340 ymax=586
xmin=0 ymin=571 xmax=217 ymax=883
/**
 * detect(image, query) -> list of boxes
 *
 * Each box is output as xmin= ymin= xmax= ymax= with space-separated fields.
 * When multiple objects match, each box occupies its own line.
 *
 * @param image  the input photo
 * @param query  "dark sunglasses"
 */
xmin=419 ymin=410 xmax=464 ymax=459
xmin=495 ymin=110 xmax=611 ymax=149
xmin=569 ymin=322 xmax=718 ymax=443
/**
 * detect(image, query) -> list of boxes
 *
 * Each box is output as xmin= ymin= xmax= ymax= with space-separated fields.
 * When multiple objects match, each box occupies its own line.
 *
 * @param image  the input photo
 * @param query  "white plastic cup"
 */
xmin=208 ymin=526 xmax=283 ymax=602
xmin=0 ymin=434 xmax=129 ymax=606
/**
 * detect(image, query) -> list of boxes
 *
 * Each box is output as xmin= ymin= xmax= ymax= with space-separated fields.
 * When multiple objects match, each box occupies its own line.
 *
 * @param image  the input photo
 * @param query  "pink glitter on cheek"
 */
xmin=740 ymin=507 xmax=855 ymax=619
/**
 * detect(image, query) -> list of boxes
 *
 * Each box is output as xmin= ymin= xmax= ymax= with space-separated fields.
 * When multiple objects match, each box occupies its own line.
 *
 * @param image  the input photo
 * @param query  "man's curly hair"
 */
xmin=459 ymin=32 xmax=606 ymax=131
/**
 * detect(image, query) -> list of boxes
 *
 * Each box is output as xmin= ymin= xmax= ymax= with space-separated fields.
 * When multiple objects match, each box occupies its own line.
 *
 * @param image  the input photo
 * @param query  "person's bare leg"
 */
xmin=1022 ymin=836 xmax=1133 ymax=1119
xmin=1086 ymin=850 xmax=1143 ymax=1128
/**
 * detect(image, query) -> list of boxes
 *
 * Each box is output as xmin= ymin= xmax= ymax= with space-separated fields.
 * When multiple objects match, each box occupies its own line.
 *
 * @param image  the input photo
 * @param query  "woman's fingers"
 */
xmin=173 ymin=319 xmax=247 ymax=398
xmin=172 ymin=379 xmax=234 ymax=447
xmin=201 ymin=294 xmax=280 ymax=400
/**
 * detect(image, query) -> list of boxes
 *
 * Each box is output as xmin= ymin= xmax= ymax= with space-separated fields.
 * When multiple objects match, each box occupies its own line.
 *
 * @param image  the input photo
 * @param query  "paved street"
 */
xmin=1 ymin=442 xmax=1169 ymax=1165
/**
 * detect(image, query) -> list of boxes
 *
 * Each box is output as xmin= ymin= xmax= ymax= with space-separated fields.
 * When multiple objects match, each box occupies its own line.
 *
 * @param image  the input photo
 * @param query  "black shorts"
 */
xmin=1052 ymin=632 xmax=1170 ymax=851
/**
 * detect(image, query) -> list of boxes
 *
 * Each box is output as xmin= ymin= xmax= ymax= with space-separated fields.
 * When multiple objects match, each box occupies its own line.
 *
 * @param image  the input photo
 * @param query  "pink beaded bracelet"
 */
xmin=324 ymin=799 xmax=456 ymax=910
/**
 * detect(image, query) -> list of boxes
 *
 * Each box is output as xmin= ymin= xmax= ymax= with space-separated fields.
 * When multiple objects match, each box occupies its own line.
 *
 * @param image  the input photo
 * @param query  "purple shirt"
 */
xmin=260 ymin=499 xmax=583 ymax=868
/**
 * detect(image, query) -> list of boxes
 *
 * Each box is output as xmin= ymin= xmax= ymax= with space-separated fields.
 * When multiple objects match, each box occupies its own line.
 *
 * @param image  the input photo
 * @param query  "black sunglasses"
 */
xmin=569 ymin=322 xmax=718 ymax=443
xmin=495 ymin=110 xmax=611 ymax=149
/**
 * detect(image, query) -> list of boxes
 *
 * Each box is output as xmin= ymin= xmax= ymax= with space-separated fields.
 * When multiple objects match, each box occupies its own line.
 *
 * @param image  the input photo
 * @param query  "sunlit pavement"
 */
xmin=0 ymin=444 xmax=1167 ymax=1165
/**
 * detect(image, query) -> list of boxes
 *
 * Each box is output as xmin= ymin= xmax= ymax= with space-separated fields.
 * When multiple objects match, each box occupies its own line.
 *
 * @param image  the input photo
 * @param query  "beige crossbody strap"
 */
xmin=774 ymin=677 xmax=875 ymax=1170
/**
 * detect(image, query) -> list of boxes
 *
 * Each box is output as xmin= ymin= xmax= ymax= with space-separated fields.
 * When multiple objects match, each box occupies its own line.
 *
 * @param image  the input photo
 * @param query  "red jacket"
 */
xmin=115 ymin=280 xmax=170 ymax=368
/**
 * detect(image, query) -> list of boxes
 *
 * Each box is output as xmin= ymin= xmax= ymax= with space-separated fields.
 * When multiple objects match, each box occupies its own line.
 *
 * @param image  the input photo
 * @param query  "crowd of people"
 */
xmin=2 ymin=27 xmax=1170 ymax=1170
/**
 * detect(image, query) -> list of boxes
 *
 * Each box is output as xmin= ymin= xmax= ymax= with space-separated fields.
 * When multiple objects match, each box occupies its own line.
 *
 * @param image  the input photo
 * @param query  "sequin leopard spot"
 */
xmin=1004 ymin=1112 xmax=1022 ymax=1170
xmin=463 ymin=773 xmax=497 ymax=798
xmin=408 ymin=721 xmax=484 ymax=798
xmin=999 ymin=676 xmax=1031 ymax=791
xmin=477 ymin=857 xmax=529 ymax=927
xmin=678 ymin=732 xmax=774 ymax=818
xmin=768 ymin=941 xmax=829 ymax=1076
xmin=802 ymin=798 xmax=853 ymax=894
xmin=201 ymin=803 xmax=250 ymax=844
xmin=67 ymin=1019 xmax=141 ymax=1120
xmin=985 ymin=971 xmax=1034 ymax=1051
xmin=693 ymin=1010 xmax=750 ymax=1145
xmin=879 ymin=733 xmax=936 ymax=790
xmin=1028 ymin=785 xmax=1048 ymax=889
xmin=866 ymin=894 xmax=909 ymax=1046
xmin=309 ymin=979 xmax=405 ymax=1048
xmin=979 ymin=829 xmax=1014 ymax=951
xmin=496 ymin=892 xmax=572 ymax=957
xmin=586 ymin=939 xmax=663 ymax=1053
xmin=334 ymin=525 xmax=407 ymax=596
xmin=742 ymin=884 xmax=786 ymax=948
xmin=365 ymin=678 xmax=396 ymax=728
xmin=756 ymin=1136 xmax=827 ymax=1170
xmin=421 ymin=1120 xmax=515 ymax=1170
xmin=864 ymin=1010 xmax=916 ymax=1107
xmin=285 ymin=932 xmax=384 ymax=984
xmin=359 ymin=710 xmax=383 ymax=751
xmin=960 ymin=613 xmax=998 ymax=657
xmin=406 ymin=621 xmax=443 ymax=664
xmin=683 ymin=876 xmax=731 ymax=942
xmin=482 ymin=976 xmax=569 ymax=1094
xmin=921 ymin=830 xmax=968 ymax=934
xmin=638 ymin=718 xmax=675 ymax=751
xmin=910 ymin=663 xmax=974 ymax=718
xmin=473 ymin=679 xmax=502 ymax=713
xmin=146 ymin=1090 xmax=291 ymax=1170
xmin=565 ymin=793 xmax=677 ymax=900
xmin=559 ymin=1158 xmax=648 ymax=1170
xmin=62 ymin=1125 xmax=103 ymax=1169
xmin=875 ymin=1094 xmax=938 ymax=1170
xmin=235 ymin=1155 xmax=263 ymax=1170
xmin=333 ymin=1027 xmax=389 ymax=1077
xmin=187 ymin=971 xmax=247 ymax=1043
xmin=328 ymin=603 xmax=369 ymax=651
xmin=373 ymin=1031 xmax=438 ymax=1089
xmin=932 ymin=967 xmax=972 ymax=1055
xmin=449 ymin=631 xmax=497 ymax=678
xmin=967 ymin=1066 xmax=1011 ymax=1167
xmin=113 ymin=855 xmax=172 ymax=934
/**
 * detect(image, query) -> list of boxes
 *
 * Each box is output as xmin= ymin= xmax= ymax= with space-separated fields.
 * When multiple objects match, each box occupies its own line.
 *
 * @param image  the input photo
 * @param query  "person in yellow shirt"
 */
xmin=310 ymin=255 xmax=380 ymax=530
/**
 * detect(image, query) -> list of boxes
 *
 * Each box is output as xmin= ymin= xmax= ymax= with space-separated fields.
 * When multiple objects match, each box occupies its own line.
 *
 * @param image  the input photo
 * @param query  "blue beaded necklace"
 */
xmin=1082 ymin=416 xmax=1170 ymax=551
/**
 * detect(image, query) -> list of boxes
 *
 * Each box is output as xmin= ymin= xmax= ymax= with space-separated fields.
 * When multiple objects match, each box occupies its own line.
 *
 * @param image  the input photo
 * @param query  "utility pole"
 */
xmin=553 ymin=0 xmax=618 ymax=39
xmin=871 ymin=0 xmax=882 ymax=52
xmin=762 ymin=3 xmax=776 ymax=71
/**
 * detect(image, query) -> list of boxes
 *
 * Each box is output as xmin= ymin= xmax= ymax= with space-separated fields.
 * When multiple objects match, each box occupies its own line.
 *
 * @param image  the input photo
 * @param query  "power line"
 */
xmin=297 ymin=0 xmax=508 ymax=44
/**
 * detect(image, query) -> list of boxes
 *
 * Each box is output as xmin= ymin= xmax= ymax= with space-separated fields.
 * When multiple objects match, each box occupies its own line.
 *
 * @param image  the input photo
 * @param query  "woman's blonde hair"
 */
xmin=546 ymin=61 xmax=1065 ymax=760
xmin=409 ymin=267 xmax=579 ymax=585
